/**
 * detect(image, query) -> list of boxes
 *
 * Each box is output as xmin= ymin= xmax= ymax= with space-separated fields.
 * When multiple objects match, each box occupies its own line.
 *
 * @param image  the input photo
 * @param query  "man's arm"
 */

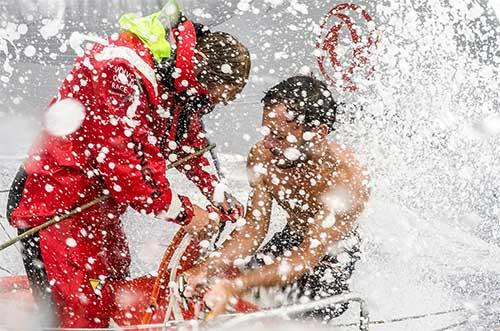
xmin=232 ymin=211 xmax=347 ymax=291
xmin=202 ymin=204 xmax=360 ymax=319
xmin=201 ymin=146 xmax=370 ymax=318
xmin=205 ymin=182 xmax=273 ymax=273
xmin=183 ymin=145 xmax=273 ymax=282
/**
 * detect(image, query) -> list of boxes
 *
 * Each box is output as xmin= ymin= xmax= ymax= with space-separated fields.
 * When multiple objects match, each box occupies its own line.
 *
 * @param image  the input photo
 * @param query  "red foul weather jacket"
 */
xmin=10 ymin=30 xmax=218 ymax=247
xmin=11 ymin=29 xmax=220 ymax=229
xmin=6 ymin=19 xmax=225 ymax=328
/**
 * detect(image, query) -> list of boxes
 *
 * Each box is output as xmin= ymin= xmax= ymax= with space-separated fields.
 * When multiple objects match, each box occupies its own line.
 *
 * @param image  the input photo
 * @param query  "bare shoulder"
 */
xmin=328 ymin=141 xmax=362 ymax=170
xmin=325 ymin=141 xmax=370 ymax=218
xmin=247 ymin=141 xmax=270 ymax=164
xmin=247 ymin=142 xmax=272 ymax=188
xmin=328 ymin=141 xmax=369 ymax=192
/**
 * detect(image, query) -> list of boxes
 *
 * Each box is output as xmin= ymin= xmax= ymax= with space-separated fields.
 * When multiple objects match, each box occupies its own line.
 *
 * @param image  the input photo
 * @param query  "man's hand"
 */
xmin=184 ymin=204 xmax=220 ymax=240
xmin=203 ymin=279 xmax=239 ymax=321
xmin=181 ymin=266 xmax=209 ymax=298
xmin=216 ymin=193 xmax=244 ymax=222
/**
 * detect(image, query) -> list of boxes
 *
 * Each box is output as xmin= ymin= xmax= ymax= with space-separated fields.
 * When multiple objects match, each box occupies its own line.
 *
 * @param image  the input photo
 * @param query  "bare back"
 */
xmin=247 ymin=140 xmax=368 ymax=237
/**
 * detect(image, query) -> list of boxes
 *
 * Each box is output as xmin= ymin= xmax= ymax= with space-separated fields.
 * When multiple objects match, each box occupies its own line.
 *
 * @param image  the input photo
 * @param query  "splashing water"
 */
xmin=0 ymin=0 xmax=499 ymax=330
xmin=334 ymin=1 xmax=500 ymax=329
xmin=44 ymin=98 xmax=86 ymax=136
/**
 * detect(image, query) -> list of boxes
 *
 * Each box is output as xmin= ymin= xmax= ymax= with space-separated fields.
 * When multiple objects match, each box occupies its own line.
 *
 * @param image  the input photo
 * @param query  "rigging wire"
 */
xmin=430 ymin=320 xmax=469 ymax=331
xmin=0 ymin=214 xmax=16 ymax=274
xmin=328 ymin=307 xmax=467 ymax=329
xmin=0 ymin=215 xmax=22 ymax=255
xmin=0 ymin=265 xmax=13 ymax=275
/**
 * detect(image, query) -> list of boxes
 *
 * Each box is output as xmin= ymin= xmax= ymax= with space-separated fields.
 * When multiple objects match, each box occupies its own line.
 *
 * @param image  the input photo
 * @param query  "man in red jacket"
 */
xmin=6 ymin=2 xmax=250 ymax=328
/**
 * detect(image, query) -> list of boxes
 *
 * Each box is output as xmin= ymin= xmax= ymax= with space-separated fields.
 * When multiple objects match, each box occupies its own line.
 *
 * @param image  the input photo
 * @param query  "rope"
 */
xmin=140 ymin=229 xmax=187 ymax=325
xmin=163 ymin=233 xmax=191 ymax=322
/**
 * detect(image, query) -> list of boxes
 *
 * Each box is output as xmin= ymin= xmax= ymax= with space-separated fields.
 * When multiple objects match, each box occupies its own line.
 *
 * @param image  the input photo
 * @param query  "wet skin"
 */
xmin=183 ymin=103 xmax=370 ymax=318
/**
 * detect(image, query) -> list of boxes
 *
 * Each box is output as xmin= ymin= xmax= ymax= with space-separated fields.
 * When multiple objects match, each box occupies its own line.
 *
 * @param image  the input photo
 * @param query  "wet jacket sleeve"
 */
xmin=91 ymin=60 xmax=192 ymax=224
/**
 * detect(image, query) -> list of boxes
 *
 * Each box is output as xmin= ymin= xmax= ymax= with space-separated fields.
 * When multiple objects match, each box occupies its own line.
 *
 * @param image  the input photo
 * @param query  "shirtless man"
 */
xmin=183 ymin=76 xmax=370 ymax=320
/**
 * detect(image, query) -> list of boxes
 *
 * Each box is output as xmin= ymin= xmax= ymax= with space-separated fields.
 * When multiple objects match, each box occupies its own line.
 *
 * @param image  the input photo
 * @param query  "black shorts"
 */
xmin=249 ymin=225 xmax=361 ymax=321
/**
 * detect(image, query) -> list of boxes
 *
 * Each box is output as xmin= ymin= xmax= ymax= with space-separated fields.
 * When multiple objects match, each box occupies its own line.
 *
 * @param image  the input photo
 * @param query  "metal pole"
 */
xmin=200 ymin=120 xmax=226 ymax=181
xmin=200 ymin=120 xmax=234 ymax=247
xmin=217 ymin=293 xmax=369 ymax=330
xmin=359 ymin=299 xmax=370 ymax=331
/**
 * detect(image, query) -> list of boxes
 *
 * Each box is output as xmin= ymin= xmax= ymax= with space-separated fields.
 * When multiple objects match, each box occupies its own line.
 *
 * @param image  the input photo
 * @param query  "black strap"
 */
xmin=18 ymin=229 xmax=58 ymax=327
xmin=6 ymin=167 xmax=28 ymax=223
